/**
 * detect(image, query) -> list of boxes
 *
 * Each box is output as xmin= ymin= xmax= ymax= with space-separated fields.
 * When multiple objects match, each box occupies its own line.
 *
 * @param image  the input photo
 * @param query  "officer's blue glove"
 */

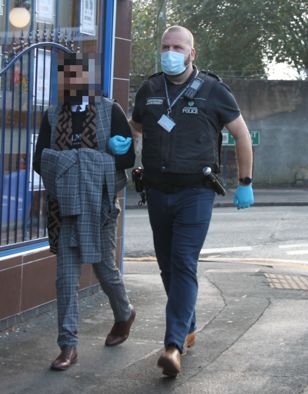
xmin=233 ymin=185 xmax=254 ymax=209
xmin=108 ymin=135 xmax=132 ymax=155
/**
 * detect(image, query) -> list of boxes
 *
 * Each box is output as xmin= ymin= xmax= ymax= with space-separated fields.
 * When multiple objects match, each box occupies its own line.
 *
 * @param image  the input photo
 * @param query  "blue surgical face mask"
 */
xmin=160 ymin=51 xmax=186 ymax=76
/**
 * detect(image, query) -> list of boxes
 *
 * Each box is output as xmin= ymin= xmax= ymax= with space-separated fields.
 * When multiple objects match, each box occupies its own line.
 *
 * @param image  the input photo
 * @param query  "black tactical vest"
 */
xmin=141 ymin=71 xmax=223 ymax=174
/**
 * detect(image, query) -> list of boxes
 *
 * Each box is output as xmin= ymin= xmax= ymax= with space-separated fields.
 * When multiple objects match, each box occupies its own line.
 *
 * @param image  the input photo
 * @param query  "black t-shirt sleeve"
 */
xmin=33 ymin=110 xmax=51 ymax=175
xmin=111 ymin=101 xmax=135 ymax=169
xmin=211 ymin=82 xmax=241 ymax=125
xmin=131 ymin=81 xmax=148 ymax=123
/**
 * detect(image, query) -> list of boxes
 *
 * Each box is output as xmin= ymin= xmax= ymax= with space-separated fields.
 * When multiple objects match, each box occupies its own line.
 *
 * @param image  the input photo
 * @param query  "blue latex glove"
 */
xmin=108 ymin=135 xmax=132 ymax=155
xmin=233 ymin=185 xmax=254 ymax=209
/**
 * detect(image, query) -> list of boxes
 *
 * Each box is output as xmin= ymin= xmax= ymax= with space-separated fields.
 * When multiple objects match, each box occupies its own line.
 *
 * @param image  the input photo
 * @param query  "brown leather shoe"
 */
xmin=50 ymin=346 xmax=78 ymax=371
xmin=105 ymin=308 xmax=136 ymax=347
xmin=182 ymin=332 xmax=196 ymax=356
xmin=157 ymin=346 xmax=181 ymax=377
xmin=185 ymin=332 xmax=196 ymax=348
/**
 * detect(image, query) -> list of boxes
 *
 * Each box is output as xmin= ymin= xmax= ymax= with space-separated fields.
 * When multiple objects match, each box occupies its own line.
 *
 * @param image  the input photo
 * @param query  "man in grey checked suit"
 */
xmin=33 ymin=52 xmax=136 ymax=371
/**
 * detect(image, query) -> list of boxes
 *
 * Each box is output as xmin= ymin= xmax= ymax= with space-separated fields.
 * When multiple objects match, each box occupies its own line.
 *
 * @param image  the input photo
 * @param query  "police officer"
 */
xmin=129 ymin=25 xmax=254 ymax=377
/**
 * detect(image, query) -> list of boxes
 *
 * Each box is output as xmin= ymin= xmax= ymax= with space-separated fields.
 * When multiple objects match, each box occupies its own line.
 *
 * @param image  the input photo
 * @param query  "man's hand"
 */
xmin=233 ymin=185 xmax=254 ymax=209
xmin=108 ymin=135 xmax=132 ymax=155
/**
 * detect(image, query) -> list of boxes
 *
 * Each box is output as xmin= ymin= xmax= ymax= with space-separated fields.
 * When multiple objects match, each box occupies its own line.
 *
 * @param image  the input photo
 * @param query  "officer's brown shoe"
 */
xmin=105 ymin=308 xmax=136 ymax=347
xmin=50 ymin=346 xmax=77 ymax=371
xmin=157 ymin=346 xmax=181 ymax=377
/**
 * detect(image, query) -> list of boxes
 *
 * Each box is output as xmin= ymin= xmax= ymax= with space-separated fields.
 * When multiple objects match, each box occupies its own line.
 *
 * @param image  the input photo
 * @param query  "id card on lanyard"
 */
xmin=157 ymin=77 xmax=189 ymax=133
xmin=157 ymin=114 xmax=176 ymax=132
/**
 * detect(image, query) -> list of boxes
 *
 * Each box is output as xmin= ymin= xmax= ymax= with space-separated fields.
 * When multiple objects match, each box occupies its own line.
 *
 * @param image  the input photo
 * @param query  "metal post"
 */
xmin=0 ymin=0 xmax=11 ymax=242
xmin=102 ymin=0 xmax=115 ymax=98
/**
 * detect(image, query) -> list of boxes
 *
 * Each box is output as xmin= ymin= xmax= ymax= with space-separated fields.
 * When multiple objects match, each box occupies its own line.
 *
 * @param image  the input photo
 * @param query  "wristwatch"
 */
xmin=239 ymin=177 xmax=253 ymax=185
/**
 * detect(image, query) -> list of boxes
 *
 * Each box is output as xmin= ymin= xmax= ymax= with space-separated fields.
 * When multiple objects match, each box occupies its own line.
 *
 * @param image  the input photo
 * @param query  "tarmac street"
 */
xmin=124 ymin=204 xmax=308 ymax=264
xmin=0 ymin=187 xmax=308 ymax=394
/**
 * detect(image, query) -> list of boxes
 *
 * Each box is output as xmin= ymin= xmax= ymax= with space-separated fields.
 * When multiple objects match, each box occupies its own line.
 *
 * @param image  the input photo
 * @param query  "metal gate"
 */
xmin=0 ymin=26 xmax=77 ymax=250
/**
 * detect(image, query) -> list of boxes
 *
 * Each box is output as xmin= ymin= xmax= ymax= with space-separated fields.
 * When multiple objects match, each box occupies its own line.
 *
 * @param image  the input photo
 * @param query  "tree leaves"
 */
xmin=131 ymin=0 xmax=307 ymax=79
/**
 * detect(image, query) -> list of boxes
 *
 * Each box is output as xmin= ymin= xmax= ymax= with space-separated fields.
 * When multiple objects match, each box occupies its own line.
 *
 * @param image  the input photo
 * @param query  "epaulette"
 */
xmin=148 ymin=71 xmax=163 ymax=79
xmin=199 ymin=70 xmax=223 ymax=82
xmin=202 ymin=70 xmax=234 ymax=93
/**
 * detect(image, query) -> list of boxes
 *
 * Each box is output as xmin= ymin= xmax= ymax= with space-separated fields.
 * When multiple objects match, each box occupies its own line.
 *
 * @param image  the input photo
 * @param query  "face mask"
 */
xmin=160 ymin=51 xmax=187 ymax=76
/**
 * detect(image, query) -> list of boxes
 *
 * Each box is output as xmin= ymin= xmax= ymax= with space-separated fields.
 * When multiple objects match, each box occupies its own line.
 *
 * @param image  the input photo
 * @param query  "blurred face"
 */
xmin=58 ymin=64 xmax=89 ymax=105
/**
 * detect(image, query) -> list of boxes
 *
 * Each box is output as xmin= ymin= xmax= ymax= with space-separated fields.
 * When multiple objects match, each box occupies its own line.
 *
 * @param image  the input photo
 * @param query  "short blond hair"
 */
xmin=162 ymin=26 xmax=194 ymax=48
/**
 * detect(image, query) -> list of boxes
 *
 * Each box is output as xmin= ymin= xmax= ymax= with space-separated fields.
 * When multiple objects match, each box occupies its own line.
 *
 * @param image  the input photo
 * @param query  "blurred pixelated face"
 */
xmin=58 ymin=54 xmax=102 ymax=105
xmin=58 ymin=64 xmax=89 ymax=105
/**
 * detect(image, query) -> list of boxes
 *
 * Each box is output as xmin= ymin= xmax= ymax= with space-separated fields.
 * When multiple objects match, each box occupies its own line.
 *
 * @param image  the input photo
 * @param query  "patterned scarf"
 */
xmin=55 ymin=103 xmax=98 ymax=150
xmin=48 ymin=103 xmax=98 ymax=254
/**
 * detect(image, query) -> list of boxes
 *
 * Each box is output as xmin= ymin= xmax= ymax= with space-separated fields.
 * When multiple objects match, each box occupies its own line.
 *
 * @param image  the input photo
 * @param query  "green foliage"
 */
xmin=131 ymin=0 xmax=307 ymax=79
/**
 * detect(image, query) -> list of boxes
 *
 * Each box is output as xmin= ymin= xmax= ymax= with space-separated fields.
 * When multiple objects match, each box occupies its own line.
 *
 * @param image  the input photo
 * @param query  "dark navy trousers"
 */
xmin=146 ymin=186 xmax=215 ymax=353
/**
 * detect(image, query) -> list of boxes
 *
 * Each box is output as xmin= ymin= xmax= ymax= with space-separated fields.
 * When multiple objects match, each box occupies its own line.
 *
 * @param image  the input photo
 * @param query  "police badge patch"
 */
xmin=182 ymin=100 xmax=198 ymax=114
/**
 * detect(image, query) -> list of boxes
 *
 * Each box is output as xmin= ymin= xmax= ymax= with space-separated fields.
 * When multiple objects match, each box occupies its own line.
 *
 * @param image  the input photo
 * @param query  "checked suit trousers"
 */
xmin=56 ymin=211 xmax=131 ymax=349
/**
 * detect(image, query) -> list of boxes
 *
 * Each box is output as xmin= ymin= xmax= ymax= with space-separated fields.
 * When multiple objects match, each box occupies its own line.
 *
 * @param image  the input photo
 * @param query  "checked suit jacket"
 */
xmin=41 ymin=148 xmax=116 ymax=264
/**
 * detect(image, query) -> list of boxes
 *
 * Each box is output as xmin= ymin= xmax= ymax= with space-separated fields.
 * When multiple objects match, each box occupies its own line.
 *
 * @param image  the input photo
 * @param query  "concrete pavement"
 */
xmin=1 ymin=187 xmax=308 ymax=394
xmin=1 ymin=257 xmax=308 ymax=393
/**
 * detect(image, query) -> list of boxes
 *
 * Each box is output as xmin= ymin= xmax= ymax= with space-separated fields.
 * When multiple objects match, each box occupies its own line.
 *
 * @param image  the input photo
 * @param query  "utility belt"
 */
xmin=132 ymin=167 xmax=226 ymax=206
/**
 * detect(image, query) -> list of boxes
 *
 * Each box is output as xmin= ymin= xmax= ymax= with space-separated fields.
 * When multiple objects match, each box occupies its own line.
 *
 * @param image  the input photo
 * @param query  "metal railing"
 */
xmin=0 ymin=26 xmax=77 ymax=249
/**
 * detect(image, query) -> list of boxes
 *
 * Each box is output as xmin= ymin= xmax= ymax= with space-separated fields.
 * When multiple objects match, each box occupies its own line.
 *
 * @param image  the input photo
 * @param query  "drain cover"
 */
xmin=264 ymin=273 xmax=308 ymax=290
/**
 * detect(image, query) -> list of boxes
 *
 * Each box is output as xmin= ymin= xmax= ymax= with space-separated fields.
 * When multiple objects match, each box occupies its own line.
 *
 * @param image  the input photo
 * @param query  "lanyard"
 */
xmin=163 ymin=77 xmax=189 ymax=115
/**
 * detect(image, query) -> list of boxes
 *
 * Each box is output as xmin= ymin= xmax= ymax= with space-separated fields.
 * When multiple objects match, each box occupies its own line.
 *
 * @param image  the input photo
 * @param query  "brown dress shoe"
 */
xmin=185 ymin=332 xmax=196 ymax=348
xmin=182 ymin=331 xmax=196 ymax=355
xmin=50 ymin=346 xmax=78 ymax=371
xmin=105 ymin=308 xmax=136 ymax=347
xmin=157 ymin=346 xmax=181 ymax=377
